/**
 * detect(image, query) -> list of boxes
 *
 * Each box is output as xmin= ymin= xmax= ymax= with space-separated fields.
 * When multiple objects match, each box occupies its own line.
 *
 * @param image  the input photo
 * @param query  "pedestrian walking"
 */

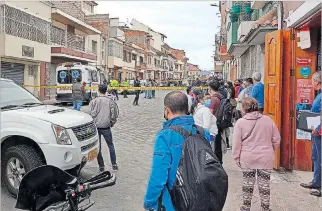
xmin=250 ymin=72 xmax=264 ymax=113
xmin=71 ymin=77 xmax=85 ymax=111
xmin=133 ymin=76 xmax=141 ymax=106
xmin=122 ymin=78 xmax=129 ymax=98
xmin=146 ymin=79 xmax=153 ymax=99
xmin=232 ymin=97 xmax=280 ymax=211
xmin=152 ymin=79 xmax=156 ymax=98
xmin=300 ymin=71 xmax=321 ymax=197
xmin=89 ymin=84 xmax=119 ymax=172
xmin=144 ymin=91 xmax=227 ymax=211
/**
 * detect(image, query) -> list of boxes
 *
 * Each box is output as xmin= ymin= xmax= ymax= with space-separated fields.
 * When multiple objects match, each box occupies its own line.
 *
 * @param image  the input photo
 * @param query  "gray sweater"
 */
xmin=89 ymin=96 xmax=118 ymax=129
xmin=72 ymin=82 xmax=85 ymax=101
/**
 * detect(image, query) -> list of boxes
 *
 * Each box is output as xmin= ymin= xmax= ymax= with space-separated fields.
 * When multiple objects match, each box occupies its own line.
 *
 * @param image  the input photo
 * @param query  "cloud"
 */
xmin=96 ymin=1 xmax=220 ymax=70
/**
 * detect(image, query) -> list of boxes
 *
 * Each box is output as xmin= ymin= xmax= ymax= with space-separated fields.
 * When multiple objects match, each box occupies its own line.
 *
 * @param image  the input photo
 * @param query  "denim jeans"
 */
xmin=147 ymin=90 xmax=152 ymax=99
xmin=73 ymin=101 xmax=82 ymax=111
xmin=312 ymin=135 xmax=321 ymax=187
xmin=97 ymin=128 xmax=117 ymax=167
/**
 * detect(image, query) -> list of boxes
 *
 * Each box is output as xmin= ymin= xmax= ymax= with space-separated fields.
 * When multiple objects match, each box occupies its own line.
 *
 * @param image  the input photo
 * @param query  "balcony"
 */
xmin=123 ymin=59 xmax=136 ymax=71
xmin=51 ymin=26 xmax=97 ymax=62
xmin=135 ymin=61 xmax=147 ymax=70
xmin=51 ymin=8 xmax=100 ymax=35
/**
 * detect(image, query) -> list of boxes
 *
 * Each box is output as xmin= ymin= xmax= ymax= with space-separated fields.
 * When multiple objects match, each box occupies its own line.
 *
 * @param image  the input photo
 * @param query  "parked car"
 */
xmin=0 ymin=78 xmax=99 ymax=197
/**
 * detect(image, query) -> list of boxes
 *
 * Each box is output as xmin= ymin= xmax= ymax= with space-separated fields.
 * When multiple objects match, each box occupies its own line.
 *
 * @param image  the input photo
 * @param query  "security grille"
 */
xmin=3 ymin=5 xmax=50 ymax=44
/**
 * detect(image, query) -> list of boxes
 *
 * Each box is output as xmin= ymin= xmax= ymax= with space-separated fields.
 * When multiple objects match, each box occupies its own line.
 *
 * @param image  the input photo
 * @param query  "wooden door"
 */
xmin=264 ymin=30 xmax=283 ymax=169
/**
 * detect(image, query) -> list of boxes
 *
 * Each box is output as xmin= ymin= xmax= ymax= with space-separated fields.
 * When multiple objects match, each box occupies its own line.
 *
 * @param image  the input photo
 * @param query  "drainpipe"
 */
xmin=274 ymin=1 xmax=284 ymax=30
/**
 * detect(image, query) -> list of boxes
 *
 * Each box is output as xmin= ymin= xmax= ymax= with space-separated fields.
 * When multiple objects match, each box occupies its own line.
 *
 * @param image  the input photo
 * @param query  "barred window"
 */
xmin=3 ymin=5 xmax=50 ymax=44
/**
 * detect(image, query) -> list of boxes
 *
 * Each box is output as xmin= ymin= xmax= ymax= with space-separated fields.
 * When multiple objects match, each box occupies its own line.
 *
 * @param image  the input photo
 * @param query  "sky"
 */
xmin=96 ymin=1 xmax=221 ymax=70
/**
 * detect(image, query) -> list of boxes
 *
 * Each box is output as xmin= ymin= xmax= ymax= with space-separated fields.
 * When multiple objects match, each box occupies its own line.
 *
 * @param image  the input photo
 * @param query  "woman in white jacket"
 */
xmin=191 ymin=89 xmax=218 ymax=144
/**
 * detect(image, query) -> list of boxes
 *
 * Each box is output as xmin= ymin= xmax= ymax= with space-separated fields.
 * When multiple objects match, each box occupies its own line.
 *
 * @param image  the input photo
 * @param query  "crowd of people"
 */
xmin=69 ymin=70 xmax=321 ymax=211
xmin=143 ymin=71 xmax=283 ymax=211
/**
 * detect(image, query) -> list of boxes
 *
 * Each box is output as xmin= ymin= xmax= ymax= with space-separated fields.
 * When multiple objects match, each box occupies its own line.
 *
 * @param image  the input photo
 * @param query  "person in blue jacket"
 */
xmin=143 ymin=91 xmax=211 ymax=211
xmin=250 ymin=72 xmax=265 ymax=113
xmin=300 ymin=71 xmax=321 ymax=197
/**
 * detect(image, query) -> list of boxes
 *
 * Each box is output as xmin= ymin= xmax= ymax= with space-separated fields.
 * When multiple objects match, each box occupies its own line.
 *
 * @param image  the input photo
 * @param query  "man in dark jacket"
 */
xmin=133 ymin=76 xmax=141 ymax=106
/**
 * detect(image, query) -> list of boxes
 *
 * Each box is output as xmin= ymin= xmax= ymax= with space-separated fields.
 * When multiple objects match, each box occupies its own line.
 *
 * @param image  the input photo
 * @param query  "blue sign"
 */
xmin=72 ymin=70 xmax=79 ymax=78
xmin=300 ymin=66 xmax=311 ymax=78
xmin=59 ymin=71 xmax=66 ymax=79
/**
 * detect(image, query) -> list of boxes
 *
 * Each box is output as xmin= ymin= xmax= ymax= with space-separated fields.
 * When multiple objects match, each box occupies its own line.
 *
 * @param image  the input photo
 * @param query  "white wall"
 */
xmin=131 ymin=19 xmax=163 ymax=51
xmin=5 ymin=1 xmax=51 ymax=21
xmin=3 ymin=34 xmax=51 ymax=62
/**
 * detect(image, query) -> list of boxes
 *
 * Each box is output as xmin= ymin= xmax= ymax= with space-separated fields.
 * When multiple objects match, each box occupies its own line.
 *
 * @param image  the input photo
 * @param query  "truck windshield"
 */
xmin=57 ymin=69 xmax=82 ymax=84
xmin=0 ymin=80 xmax=42 ymax=109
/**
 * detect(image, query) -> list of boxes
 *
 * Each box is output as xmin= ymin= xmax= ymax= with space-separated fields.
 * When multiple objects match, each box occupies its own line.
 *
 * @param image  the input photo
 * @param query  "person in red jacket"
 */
xmin=234 ymin=80 xmax=241 ymax=98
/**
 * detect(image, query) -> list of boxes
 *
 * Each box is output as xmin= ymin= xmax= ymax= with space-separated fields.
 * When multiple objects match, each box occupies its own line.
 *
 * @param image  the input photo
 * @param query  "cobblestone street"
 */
xmin=1 ymin=91 xmax=321 ymax=211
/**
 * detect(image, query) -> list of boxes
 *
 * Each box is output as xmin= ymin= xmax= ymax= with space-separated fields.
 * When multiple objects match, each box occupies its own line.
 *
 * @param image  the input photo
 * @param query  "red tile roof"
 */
xmin=188 ymin=63 xmax=200 ymax=72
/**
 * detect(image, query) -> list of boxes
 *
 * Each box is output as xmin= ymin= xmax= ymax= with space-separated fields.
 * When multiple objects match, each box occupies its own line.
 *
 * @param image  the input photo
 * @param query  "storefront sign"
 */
xmin=299 ymin=66 xmax=311 ymax=78
xmin=296 ymin=79 xmax=314 ymax=104
xmin=296 ymin=58 xmax=312 ymax=65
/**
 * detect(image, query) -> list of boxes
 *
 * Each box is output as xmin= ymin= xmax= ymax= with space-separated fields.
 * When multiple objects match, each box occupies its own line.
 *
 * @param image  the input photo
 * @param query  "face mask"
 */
xmin=204 ymin=99 xmax=211 ymax=108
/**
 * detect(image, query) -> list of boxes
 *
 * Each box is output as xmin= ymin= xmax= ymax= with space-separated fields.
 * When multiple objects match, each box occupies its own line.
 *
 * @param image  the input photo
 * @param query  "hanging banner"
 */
xmin=296 ymin=79 xmax=314 ymax=104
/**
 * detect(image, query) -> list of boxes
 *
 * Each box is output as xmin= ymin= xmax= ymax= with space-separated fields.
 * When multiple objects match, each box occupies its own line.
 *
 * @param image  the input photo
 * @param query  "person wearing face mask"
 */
xmin=144 ymin=91 xmax=212 ymax=211
xmin=190 ymin=89 xmax=218 ymax=150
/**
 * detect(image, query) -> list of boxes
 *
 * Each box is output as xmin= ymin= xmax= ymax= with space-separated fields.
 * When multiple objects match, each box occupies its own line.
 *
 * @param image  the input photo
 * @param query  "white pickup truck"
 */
xmin=0 ymin=78 xmax=99 ymax=197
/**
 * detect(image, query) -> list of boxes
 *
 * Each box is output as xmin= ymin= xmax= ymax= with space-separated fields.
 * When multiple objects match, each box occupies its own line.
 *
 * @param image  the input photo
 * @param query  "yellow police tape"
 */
xmin=22 ymin=85 xmax=208 ymax=91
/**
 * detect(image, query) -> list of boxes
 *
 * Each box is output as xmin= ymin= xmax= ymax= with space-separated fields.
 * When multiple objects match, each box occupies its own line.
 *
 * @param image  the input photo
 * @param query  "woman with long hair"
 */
xmin=233 ymin=97 xmax=280 ymax=211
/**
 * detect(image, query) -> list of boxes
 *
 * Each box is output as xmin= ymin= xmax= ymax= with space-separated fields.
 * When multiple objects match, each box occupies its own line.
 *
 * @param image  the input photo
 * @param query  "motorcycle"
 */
xmin=15 ymin=157 xmax=116 ymax=211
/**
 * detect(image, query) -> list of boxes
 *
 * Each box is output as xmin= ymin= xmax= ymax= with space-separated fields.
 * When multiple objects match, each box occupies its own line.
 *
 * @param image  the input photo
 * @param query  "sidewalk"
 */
xmin=222 ymin=151 xmax=321 ymax=211
xmin=42 ymin=99 xmax=58 ymax=105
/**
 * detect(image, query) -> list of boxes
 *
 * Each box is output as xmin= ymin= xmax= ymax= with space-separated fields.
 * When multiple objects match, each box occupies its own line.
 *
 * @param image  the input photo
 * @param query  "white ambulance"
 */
xmin=56 ymin=63 xmax=108 ymax=104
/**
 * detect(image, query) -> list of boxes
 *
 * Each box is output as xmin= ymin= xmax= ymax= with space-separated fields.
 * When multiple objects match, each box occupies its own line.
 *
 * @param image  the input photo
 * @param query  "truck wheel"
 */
xmin=1 ymin=145 xmax=44 ymax=197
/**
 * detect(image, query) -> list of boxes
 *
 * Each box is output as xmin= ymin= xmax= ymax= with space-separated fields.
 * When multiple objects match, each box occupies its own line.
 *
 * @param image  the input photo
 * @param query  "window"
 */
xmin=128 ymin=52 xmax=132 ymax=62
xmin=123 ymin=50 xmax=127 ymax=61
xmin=57 ymin=69 xmax=82 ymax=84
xmin=92 ymin=41 xmax=97 ymax=54
xmin=91 ymin=71 xmax=98 ymax=82
xmin=0 ymin=80 xmax=41 ymax=108
xmin=132 ymin=54 xmax=137 ymax=61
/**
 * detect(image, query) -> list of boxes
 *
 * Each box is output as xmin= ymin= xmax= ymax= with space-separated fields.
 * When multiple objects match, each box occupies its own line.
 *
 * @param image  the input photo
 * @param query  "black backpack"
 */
xmin=213 ymin=94 xmax=233 ymax=129
xmin=158 ymin=125 xmax=228 ymax=211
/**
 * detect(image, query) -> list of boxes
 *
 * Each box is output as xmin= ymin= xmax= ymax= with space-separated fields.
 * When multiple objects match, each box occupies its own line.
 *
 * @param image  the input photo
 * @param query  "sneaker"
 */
xmin=112 ymin=164 xmax=119 ymax=171
xmin=99 ymin=167 xmax=105 ymax=172
xmin=310 ymin=189 xmax=321 ymax=197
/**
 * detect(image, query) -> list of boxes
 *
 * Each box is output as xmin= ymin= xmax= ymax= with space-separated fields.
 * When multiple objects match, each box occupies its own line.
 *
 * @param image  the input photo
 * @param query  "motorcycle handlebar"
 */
xmin=79 ymin=173 xmax=116 ymax=192
xmin=88 ymin=173 xmax=116 ymax=191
